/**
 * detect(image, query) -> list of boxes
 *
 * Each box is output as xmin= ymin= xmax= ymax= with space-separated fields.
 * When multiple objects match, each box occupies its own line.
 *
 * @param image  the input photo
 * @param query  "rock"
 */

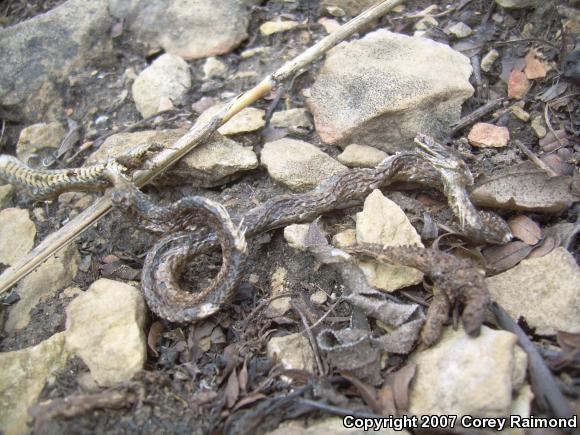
xmin=356 ymin=190 xmax=424 ymax=292
xmin=337 ymin=144 xmax=388 ymax=168
xmin=267 ymin=333 xmax=315 ymax=373
xmin=111 ymin=0 xmax=253 ymax=60
xmin=86 ymin=129 xmax=257 ymax=186
xmin=511 ymin=105 xmax=530 ymax=121
xmin=310 ymin=291 xmax=328 ymax=306
xmin=65 ymin=279 xmax=147 ymax=386
xmin=284 ymin=224 xmax=311 ymax=251
xmin=0 ymin=0 xmax=111 ymax=121
xmin=495 ymin=0 xmax=538 ymax=9
xmin=0 ymin=184 xmax=13 ymax=209
xmin=507 ymin=70 xmax=530 ymax=99
xmin=414 ymin=16 xmax=438 ymax=30
xmin=0 ymin=332 xmax=69 ymax=435
xmin=197 ymin=103 xmax=265 ymax=135
xmin=531 ymin=116 xmax=547 ymax=138
xmin=481 ymin=49 xmax=500 ymax=72
xmin=307 ymin=30 xmax=473 ymax=152
xmin=261 ymin=139 xmax=347 ymax=191
xmin=410 ymin=326 xmax=530 ymax=422
xmin=524 ymin=50 xmax=548 ymax=79
xmin=321 ymin=0 xmax=377 ymax=16
xmin=16 ymin=122 xmax=65 ymax=164
xmin=260 ymin=20 xmax=299 ymax=36
xmin=448 ymin=22 xmax=473 ymax=38
xmin=266 ymin=267 xmax=291 ymax=317
xmin=332 ymin=229 xmax=357 ymax=249
xmin=6 ymin=243 xmax=79 ymax=332
xmin=325 ymin=6 xmax=346 ymax=17
xmin=203 ymin=57 xmax=227 ymax=79
xmin=0 ymin=208 xmax=35 ymax=266
xmin=267 ymin=417 xmax=409 ymax=435
xmin=467 ymin=123 xmax=510 ymax=148
xmin=132 ymin=53 xmax=192 ymax=118
xmin=271 ymin=108 xmax=313 ymax=129
xmin=487 ymin=248 xmax=580 ymax=335
xmin=318 ymin=17 xmax=341 ymax=34
xmin=240 ymin=47 xmax=270 ymax=59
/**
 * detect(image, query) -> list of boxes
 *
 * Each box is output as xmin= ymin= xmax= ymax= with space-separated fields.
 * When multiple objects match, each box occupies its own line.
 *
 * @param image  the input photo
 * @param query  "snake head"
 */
xmin=414 ymin=133 xmax=474 ymax=186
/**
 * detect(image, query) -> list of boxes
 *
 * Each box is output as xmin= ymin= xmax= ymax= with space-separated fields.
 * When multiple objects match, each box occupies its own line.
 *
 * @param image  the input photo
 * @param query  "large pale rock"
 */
xmin=261 ymin=138 xmax=347 ymax=191
xmin=6 ymin=243 xmax=80 ymax=331
xmin=267 ymin=417 xmax=409 ymax=434
xmin=307 ymin=30 xmax=474 ymax=152
xmin=410 ymin=326 xmax=530 ymax=422
xmin=337 ymin=144 xmax=388 ymax=168
xmin=0 ymin=0 xmax=112 ymax=121
xmin=65 ymin=279 xmax=147 ymax=386
xmin=267 ymin=333 xmax=315 ymax=374
xmin=110 ymin=0 xmax=253 ymax=60
xmin=132 ymin=53 xmax=192 ymax=118
xmin=86 ymin=129 xmax=257 ymax=186
xmin=0 ymin=208 xmax=35 ymax=266
xmin=0 ymin=332 xmax=69 ymax=435
xmin=495 ymin=0 xmax=538 ymax=9
xmin=16 ymin=122 xmax=65 ymax=164
xmin=356 ymin=190 xmax=424 ymax=292
xmin=487 ymin=248 xmax=580 ymax=335
xmin=197 ymin=103 xmax=266 ymax=135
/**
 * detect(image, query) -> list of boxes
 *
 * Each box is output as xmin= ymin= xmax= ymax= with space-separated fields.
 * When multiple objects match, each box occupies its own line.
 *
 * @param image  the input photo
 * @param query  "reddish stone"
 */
xmin=507 ymin=70 xmax=530 ymax=99
xmin=468 ymin=123 xmax=510 ymax=148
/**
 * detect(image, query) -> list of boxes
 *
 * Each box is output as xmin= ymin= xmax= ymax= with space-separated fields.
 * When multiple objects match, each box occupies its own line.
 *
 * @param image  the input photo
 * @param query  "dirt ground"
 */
xmin=0 ymin=0 xmax=578 ymax=434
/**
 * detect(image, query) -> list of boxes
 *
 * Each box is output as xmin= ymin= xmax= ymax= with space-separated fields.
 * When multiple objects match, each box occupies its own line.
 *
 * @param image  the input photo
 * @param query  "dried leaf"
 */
xmin=391 ymin=363 xmax=416 ymax=412
xmin=147 ymin=321 xmax=165 ymax=357
xmin=557 ymin=331 xmax=580 ymax=351
xmin=231 ymin=393 xmax=266 ymax=412
xmin=238 ymin=358 xmax=248 ymax=394
xmin=527 ymin=236 xmax=556 ymax=259
xmin=377 ymin=384 xmax=397 ymax=416
xmin=224 ymin=369 xmax=240 ymax=409
xmin=340 ymin=371 xmax=382 ymax=414
xmin=471 ymin=161 xmax=580 ymax=213
xmin=483 ymin=241 xmax=533 ymax=273
xmin=508 ymin=215 xmax=542 ymax=245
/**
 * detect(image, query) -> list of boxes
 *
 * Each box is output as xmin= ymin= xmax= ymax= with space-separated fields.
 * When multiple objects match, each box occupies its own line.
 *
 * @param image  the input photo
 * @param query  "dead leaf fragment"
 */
xmin=527 ymin=236 xmax=556 ymax=259
xmin=147 ymin=321 xmax=165 ymax=357
xmin=390 ymin=363 xmax=416 ymax=412
xmin=470 ymin=161 xmax=580 ymax=213
xmin=508 ymin=215 xmax=542 ymax=245
xmin=483 ymin=241 xmax=533 ymax=274
xmin=225 ymin=369 xmax=240 ymax=409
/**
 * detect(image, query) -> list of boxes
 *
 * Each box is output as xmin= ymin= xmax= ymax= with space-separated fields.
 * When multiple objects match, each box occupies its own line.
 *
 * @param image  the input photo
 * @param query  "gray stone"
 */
xmin=409 ymin=326 xmax=531 ymax=421
xmin=6 ymin=243 xmax=79 ymax=331
xmin=284 ymin=223 xmax=311 ymax=251
xmin=0 ymin=208 xmax=35 ymax=266
xmin=65 ymin=279 xmax=147 ymax=386
xmin=487 ymin=248 xmax=580 ymax=335
xmin=261 ymin=138 xmax=347 ymax=191
xmin=0 ymin=185 xmax=13 ymax=209
xmin=0 ymin=0 xmax=112 ymax=121
xmin=197 ymin=103 xmax=265 ymax=135
xmin=86 ymin=129 xmax=257 ymax=186
xmin=337 ymin=144 xmax=388 ymax=168
xmin=448 ymin=22 xmax=473 ymax=38
xmin=356 ymin=190 xmax=424 ymax=292
xmin=495 ymin=0 xmax=538 ymax=9
xmin=132 ymin=53 xmax=192 ymax=118
xmin=203 ymin=57 xmax=227 ymax=79
xmin=0 ymin=332 xmax=69 ymax=435
xmin=307 ymin=30 xmax=473 ymax=152
xmin=310 ymin=291 xmax=328 ymax=306
xmin=111 ymin=0 xmax=253 ymax=60
xmin=271 ymin=108 xmax=313 ymax=129
xmin=16 ymin=122 xmax=65 ymax=164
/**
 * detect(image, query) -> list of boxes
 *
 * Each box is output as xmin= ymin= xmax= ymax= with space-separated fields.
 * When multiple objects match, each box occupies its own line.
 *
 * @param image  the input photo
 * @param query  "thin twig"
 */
xmin=450 ymin=98 xmax=504 ymax=134
xmin=0 ymin=0 xmax=405 ymax=295
xmin=490 ymin=303 xmax=575 ymax=421
xmin=293 ymin=301 xmax=325 ymax=376
xmin=513 ymin=140 xmax=558 ymax=177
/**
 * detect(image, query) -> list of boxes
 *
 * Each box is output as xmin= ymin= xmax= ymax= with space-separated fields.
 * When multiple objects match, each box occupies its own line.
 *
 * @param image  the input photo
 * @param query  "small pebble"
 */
xmin=481 ymin=49 xmax=499 ymax=72
xmin=448 ymin=22 xmax=473 ymax=38
xmin=310 ymin=290 xmax=328 ymax=306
